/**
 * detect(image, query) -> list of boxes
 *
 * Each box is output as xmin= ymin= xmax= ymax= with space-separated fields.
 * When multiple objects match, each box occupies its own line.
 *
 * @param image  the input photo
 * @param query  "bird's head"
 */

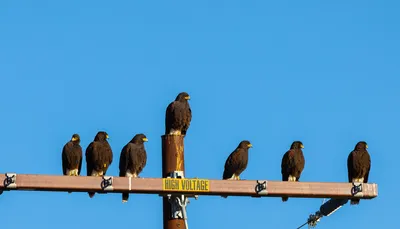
xmin=239 ymin=140 xmax=253 ymax=149
xmin=355 ymin=141 xmax=368 ymax=150
xmin=175 ymin=92 xmax=190 ymax=102
xmin=290 ymin=141 xmax=304 ymax=149
xmin=131 ymin=133 xmax=148 ymax=144
xmin=94 ymin=131 xmax=109 ymax=141
xmin=71 ymin=134 xmax=80 ymax=143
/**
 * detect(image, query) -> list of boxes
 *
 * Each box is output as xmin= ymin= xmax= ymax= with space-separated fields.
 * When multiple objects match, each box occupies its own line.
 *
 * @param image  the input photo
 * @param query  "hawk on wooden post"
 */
xmin=119 ymin=133 xmax=148 ymax=203
xmin=281 ymin=141 xmax=305 ymax=202
xmin=165 ymin=92 xmax=192 ymax=136
xmin=85 ymin=131 xmax=113 ymax=198
xmin=347 ymin=141 xmax=371 ymax=205
xmin=221 ymin=140 xmax=253 ymax=198
xmin=62 ymin=134 xmax=82 ymax=193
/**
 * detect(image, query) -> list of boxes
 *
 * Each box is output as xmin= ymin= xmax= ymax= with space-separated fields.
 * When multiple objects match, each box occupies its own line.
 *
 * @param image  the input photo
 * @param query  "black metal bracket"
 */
xmin=351 ymin=182 xmax=363 ymax=197
xmin=254 ymin=180 xmax=268 ymax=195
xmin=167 ymin=171 xmax=184 ymax=179
xmin=4 ymin=173 xmax=17 ymax=189
xmin=101 ymin=176 xmax=113 ymax=191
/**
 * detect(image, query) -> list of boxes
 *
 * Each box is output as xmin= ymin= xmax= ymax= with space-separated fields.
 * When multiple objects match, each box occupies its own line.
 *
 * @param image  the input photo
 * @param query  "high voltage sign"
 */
xmin=162 ymin=178 xmax=210 ymax=192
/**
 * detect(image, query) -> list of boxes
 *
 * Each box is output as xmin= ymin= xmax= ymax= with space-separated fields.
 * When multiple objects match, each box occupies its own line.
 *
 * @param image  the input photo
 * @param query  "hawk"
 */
xmin=165 ymin=92 xmax=192 ymax=136
xmin=85 ymin=131 xmax=113 ymax=198
xmin=62 ymin=134 xmax=82 ymax=193
xmin=281 ymin=141 xmax=305 ymax=202
xmin=62 ymin=134 xmax=82 ymax=176
xmin=347 ymin=141 xmax=371 ymax=205
xmin=119 ymin=133 xmax=148 ymax=203
xmin=222 ymin=140 xmax=253 ymax=198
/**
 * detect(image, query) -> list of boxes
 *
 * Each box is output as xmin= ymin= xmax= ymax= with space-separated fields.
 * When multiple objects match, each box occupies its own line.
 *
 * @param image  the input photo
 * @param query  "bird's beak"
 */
xmin=248 ymin=144 xmax=253 ymax=148
xmin=71 ymin=137 xmax=77 ymax=141
xmin=366 ymin=144 xmax=368 ymax=149
xmin=185 ymin=96 xmax=191 ymax=100
xmin=143 ymin=138 xmax=148 ymax=142
xmin=301 ymin=144 xmax=304 ymax=148
xmin=106 ymin=135 xmax=109 ymax=139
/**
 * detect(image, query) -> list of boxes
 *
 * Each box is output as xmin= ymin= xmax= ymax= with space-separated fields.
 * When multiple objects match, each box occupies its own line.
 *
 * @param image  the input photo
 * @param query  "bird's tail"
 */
xmin=88 ymin=192 xmax=95 ymax=198
xmin=68 ymin=191 xmax=72 ymax=194
xmin=122 ymin=193 xmax=129 ymax=203
xmin=350 ymin=199 xmax=360 ymax=205
xmin=282 ymin=197 xmax=288 ymax=202
xmin=221 ymin=195 xmax=228 ymax=198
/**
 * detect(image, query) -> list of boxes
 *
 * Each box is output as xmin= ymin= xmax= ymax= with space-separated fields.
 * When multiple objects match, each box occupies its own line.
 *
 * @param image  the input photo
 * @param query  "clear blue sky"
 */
xmin=0 ymin=1 xmax=398 ymax=228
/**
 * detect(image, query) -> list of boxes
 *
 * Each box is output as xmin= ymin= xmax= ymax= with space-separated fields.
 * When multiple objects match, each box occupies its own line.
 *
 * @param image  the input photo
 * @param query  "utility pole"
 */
xmin=162 ymin=135 xmax=186 ymax=229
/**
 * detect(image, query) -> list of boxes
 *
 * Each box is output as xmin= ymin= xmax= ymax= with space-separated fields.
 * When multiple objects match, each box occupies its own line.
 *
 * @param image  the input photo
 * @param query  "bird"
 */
xmin=347 ymin=141 xmax=371 ymax=205
xmin=221 ymin=140 xmax=253 ymax=198
xmin=281 ymin=141 xmax=305 ymax=202
xmin=165 ymin=92 xmax=192 ymax=136
xmin=119 ymin=133 xmax=148 ymax=203
xmin=85 ymin=131 xmax=113 ymax=198
xmin=62 ymin=134 xmax=82 ymax=194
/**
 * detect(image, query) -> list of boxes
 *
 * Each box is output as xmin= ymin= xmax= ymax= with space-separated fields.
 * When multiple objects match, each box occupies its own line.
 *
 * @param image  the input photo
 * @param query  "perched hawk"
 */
xmin=119 ymin=133 xmax=148 ymax=203
xmin=62 ymin=134 xmax=82 ymax=176
xmin=85 ymin=131 xmax=113 ymax=198
xmin=222 ymin=140 xmax=253 ymax=198
xmin=165 ymin=92 xmax=192 ymax=136
xmin=62 ymin=134 xmax=82 ymax=193
xmin=281 ymin=141 xmax=305 ymax=202
xmin=347 ymin=141 xmax=371 ymax=205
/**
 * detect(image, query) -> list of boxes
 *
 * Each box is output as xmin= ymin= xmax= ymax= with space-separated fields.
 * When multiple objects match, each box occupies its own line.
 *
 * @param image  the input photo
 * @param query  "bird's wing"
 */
xmin=61 ymin=144 xmax=68 ymax=175
xmin=86 ymin=142 xmax=94 ymax=176
xmin=119 ymin=144 xmax=130 ymax=177
xmin=296 ymin=150 xmax=306 ymax=174
xmin=107 ymin=142 xmax=113 ymax=165
xmin=130 ymin=144 xmax=141 ymax=173
xmin=135 ymin=146 xmax=148 ymax=174
xmin=165 ymin=102 xmax=176 ymax=134
xmin=182 ymin=105 xmax=192 ymax=135
xmin=281 ymin=151 xmax=291 ymax=181
xmin=78 ymin=145 xmax=83 ymax=175
xmin=223 ymin=150 xmax=238 ymax=179
xmin=347 ymin=151 xmax=354 ymax=182
xmin=364 ymin=152 xmax=371 ymax=183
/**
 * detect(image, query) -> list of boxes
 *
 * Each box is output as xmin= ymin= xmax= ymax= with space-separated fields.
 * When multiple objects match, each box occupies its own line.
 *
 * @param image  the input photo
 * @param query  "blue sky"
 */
xmin=0 ymin=1 xmax=398 ymax=228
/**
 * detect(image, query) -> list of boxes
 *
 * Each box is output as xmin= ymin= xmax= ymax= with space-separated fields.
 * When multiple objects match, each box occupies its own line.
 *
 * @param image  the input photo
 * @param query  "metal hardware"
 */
xmin=167 ymin=171 xmax=185 ymax=179
xmin=165 ymin=171 xmax=190 ymax=229
xmin=101 ymin=176 xmax=113 ymax=191
xmin=168 ymin=194 xmax=189 ymax=229
xmin=351 ymin=182 xmax=363 ymax=197
xmin=255 ymin=180 xmax=267 ymax=195
xmin=4 ymin=173 xmax=17 ymax=189
xmin=297 ymin=198 xmax=349 ymax=229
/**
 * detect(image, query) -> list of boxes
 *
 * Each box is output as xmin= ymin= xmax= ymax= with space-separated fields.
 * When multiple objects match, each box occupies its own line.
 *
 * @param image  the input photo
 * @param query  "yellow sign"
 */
xmin=162 ymin=178 xmax=210 ymax=192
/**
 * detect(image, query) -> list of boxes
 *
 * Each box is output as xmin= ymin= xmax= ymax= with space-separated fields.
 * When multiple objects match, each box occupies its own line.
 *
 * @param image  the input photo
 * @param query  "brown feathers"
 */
xmin=281 ymin=141 xmax=305 ymax=202
xmin=221 ymin=140 xmax=252 ymax=198
xmin=165 ymin=92 xmax=192 ymax=136
xmin=119 ymin=133 xmax=148 ymax=203
xmin=62 ymin=134 xmax=82 ymax=176
xmin=86 ymin=131 xmax=113 ymax=198
xmin=347 ymin=141 xmax=371 ymax=205
xmin=222 ymin=140 xmax=253 ymax=180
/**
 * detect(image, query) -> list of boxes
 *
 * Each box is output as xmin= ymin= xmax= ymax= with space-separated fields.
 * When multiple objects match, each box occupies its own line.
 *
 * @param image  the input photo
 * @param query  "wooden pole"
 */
xmin=162 ymin=135 xmax=186 ymax=229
